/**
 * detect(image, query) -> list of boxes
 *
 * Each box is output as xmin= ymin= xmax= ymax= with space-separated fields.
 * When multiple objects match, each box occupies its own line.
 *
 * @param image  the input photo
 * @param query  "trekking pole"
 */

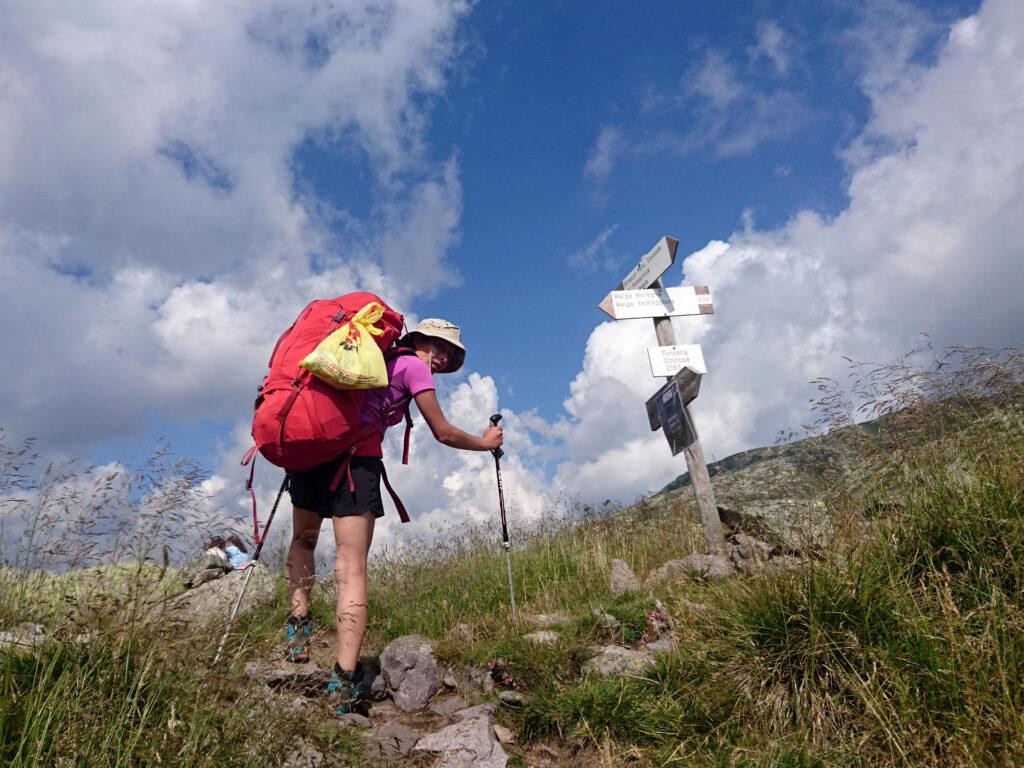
xmin=489 ymin=414 xmax=517 ymax=618
xmin=212 ymin=474 xmax=289 ymax=665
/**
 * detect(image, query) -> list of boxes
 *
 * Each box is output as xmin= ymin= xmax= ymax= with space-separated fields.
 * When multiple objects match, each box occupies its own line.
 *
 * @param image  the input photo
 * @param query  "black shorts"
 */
xmin=287 ymin=456 xmax=385 ymax=519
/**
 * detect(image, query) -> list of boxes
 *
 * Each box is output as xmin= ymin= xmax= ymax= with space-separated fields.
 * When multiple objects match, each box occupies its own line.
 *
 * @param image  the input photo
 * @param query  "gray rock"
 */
xmin=443 ymin=666 xmax=458 ymax=688
xmin=706 ymin=554 xmax=735 ymax=578
xmin=415 ymin=713 xmax=509 ymax=768
xmin=368 ymin=667 xmax=388 ymax=701
xmin=450 ymin=665 xmax=494 ymax=696
xmin=0 ymin=622 xmax=47 ymax=653
xmin=497 ymin=690 xmax=528 ymax=707
xmin=492 ymin=724 xmax=515 ymax=744
xmin=523 ymin=613 xmax=573 ymax=628
xmin=718 ymin=498 xmax=832 ymax=554
xmin=430 ymin=696 xmax=471 ymax=717
xmin=151 ymin=566 xmax=276 ymax=629
xmin=523 ymin=630 xmax=561 ymax=645
xmin=731 ymin=533 xmax=774 ymax=560
xmin=379 ymin=634 xmax=439 ymax=712
xmin=454 ymin=703 xmax=496 ymax=721
xmin=582 ymin=645 xmax=656 ymax=677
xmin=681 ymin=599 xmax=711 ymax=613
xmin=338 ymin=713 xmax=371 ymax=729
xmin=610 ymin=559 xmax=642 ymax=595
xmin=591 ymin=609 xmax=620 ymax=631
xmin=644 ymin=635 xmax=678 ymax=653
xmin=449 ymin=622 xmax=474 ymax=641
xmin=645 ymin=555 xmax=711 ymax=586
xmin=282 ymin=738 xmax=325 ymax=768
xmin=243 ymin=660 xmax=330 ymax=694
xmin=366 ymin=722 xmax=421 ymax=762
xmin=367 ymin=700 xmax=399 ymax=720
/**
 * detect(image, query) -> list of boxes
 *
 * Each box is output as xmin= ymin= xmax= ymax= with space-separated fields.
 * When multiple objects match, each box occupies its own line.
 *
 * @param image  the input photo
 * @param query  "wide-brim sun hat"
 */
xmin=404 ymin=318 xmax=466 ymax=373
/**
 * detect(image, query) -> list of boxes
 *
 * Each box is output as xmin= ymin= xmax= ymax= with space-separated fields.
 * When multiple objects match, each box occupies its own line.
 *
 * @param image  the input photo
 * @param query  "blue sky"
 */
xmin=2 ymin=0 xmax=1022 ymax=552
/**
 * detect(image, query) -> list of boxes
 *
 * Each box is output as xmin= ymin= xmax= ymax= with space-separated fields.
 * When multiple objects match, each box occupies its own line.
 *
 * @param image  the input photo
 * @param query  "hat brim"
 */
xmin=403 ymin=332 xmax=465 ymax=374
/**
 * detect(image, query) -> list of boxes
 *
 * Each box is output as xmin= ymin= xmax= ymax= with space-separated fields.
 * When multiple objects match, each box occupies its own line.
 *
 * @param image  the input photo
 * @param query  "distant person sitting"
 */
xmin=180 ymin=536 xmax=231 ymax=588
xmin=225 ymin=534 xmax=252 ymax=569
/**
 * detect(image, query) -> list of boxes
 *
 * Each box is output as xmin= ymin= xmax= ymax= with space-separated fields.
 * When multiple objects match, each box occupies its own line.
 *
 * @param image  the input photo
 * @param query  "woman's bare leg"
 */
xmin=332 ymin=511 xmax=376 ymax=672
xmin=287 ymin=506 xmax=323 ymax=617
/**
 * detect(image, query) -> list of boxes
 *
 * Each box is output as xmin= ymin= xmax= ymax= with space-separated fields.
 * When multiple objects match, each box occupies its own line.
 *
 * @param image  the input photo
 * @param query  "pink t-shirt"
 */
xmin=360 ymin=354 xmax=435 ymax=437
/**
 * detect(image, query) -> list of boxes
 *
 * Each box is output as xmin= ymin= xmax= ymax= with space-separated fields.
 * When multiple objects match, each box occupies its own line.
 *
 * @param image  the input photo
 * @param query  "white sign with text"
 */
xmin=598 ymin=285 xmax=714 ymax=320
xmin=648 ymin=345 xmax=707 ymax=377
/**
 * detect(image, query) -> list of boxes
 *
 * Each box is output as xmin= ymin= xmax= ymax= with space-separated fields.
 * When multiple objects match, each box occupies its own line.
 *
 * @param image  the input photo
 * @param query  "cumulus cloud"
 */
xmin=555 ymin=0 xmax=1024 ymax=501
xmin=0 ymin=0 xmax=469 ymax=454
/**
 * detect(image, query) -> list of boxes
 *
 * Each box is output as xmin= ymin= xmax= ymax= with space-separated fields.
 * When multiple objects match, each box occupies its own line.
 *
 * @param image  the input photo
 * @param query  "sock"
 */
xmin=287 ymin=613 xmax=311 ymax=627
xmin=334 ymin=661 xmax=362 ymax=679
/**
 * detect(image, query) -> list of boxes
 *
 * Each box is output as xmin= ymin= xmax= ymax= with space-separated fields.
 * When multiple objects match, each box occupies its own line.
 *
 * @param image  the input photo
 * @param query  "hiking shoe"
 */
xmin=326 ymin=663 xmax=366 ymax=716
xmin=285 ymin=615 xmax=313 ymax=663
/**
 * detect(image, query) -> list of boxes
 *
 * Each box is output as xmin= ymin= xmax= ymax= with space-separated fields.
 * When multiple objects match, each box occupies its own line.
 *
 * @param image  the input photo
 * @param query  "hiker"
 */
xmin=225 ymin=534 xmax=252 ymax=569
xmin=284 ymin=318 xmax=503 ymax=715
xmin=179 ymin=536 xmax=231 ymax=589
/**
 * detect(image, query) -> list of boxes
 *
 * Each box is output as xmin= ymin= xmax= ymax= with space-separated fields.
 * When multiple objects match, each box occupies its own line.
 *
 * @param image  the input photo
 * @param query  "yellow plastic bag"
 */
xmin=298 ymin=302 xmax=388 ymax=389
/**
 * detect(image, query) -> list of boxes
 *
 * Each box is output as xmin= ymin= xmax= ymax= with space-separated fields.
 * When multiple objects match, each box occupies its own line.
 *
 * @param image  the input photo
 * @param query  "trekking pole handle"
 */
xmin=489 ymin=413 xmax=504 ymax=459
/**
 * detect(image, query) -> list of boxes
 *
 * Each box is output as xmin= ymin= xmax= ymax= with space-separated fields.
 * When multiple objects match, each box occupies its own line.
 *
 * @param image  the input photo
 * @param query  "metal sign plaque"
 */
xmin=617 ymin=236 xmax=678 ymax=291
xmin=645 ymin=366 xmax=703 ymax=438
xmin=598 ymin=285 xmax=714 ymax=320
xmin=648 ymin=344 xmax=707 ymax=377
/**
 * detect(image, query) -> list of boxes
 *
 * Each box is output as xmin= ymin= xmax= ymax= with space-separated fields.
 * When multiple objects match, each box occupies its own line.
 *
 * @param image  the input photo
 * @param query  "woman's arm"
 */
xmin=413 ymin=390 xmax=503 ymax=451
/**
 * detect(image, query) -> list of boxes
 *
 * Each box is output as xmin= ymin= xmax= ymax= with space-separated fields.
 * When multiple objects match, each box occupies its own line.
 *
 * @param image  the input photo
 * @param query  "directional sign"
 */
xmin=616 ymin=236 xmax=678 ymax=291
xmin=648 ymin=344 xmax=707 ymax=377
xmin=646 ymin=367 xmax=702 ymax=432
xmin=598 ymin=285 xmax=714 ymax=320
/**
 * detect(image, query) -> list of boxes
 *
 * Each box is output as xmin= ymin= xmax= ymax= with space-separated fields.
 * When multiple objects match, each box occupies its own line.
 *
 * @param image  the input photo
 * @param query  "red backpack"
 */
xmin=243 ymin=292 xmax=414 ymax=528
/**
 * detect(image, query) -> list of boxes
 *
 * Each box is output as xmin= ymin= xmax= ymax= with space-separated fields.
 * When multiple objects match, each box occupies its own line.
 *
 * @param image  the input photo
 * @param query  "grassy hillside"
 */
xmin=2 ymin=346 xmax=1022 ymax=766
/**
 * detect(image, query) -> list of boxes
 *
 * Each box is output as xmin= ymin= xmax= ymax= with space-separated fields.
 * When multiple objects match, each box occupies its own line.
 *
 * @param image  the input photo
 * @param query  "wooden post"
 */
xmin=651 ymin=278 xmax=726 ymax=555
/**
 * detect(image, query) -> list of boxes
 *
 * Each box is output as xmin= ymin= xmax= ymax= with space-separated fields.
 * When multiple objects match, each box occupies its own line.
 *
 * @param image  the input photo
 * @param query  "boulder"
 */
xmin=645 ymin=553 xmax=734 ymax=585
xmin=150 ymin=566 xmax=276 ymax=629
xmin=415 ymin=713 xmax=509 ymax=768
xmin=365 ymin=722 xmax=421 ymax=763
xmin=0 ymin=622 xmax=47 ymax=654
xmin=378 ymin=634 xmax=439 ymax=712
xmin=582 ymin=645 xmax=656 ymax=677
xmin=454 ymin=703 xmax=496 ymax=721
xmin=449 ymin=665 xmax=494 ymax=696
xmin=591 ymin=609 xmax=620 ymax=631
xmin=282 ymin=738 xmax=325 ymax=768
xmin=718 ymin=498 xmax=832 ymax=554
xmin=338 ymin=713 xmax=371 ymax=729
xmin=610 ymin=559 xmax=642 ymax=595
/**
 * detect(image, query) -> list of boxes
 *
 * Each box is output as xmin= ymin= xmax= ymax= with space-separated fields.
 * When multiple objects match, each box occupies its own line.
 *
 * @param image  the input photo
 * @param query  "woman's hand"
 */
xmin=482 ymin=425 xmax=504 ymax=451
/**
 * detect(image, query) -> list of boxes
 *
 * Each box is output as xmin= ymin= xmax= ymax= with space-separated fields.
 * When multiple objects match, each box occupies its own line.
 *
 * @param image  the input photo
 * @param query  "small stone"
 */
xmin=492 ymin=724 xmax=515 ymax=744
xmin=339 ymin=713 xmax=371 ymax=729
xmin=497 ymin=691 xmax=528 ymax=707
xmin=582 ymin=645 xmax=656 ymax=677
xmin=243 ymin=660 xmax=330 ymax=694
xmin=452 ymin=665 xmax=495 ymax=696
xmin=610 ymin=559 xmax=642 ymax=595
xmin=454 ymin=703 xmax=496 ymax=721
xmin=534 ymin=745 xmax=560 ymax=759
xmin=286 ymin=696 xmax=309 ymax=712
xmin=282 ymin=738 xmax=325 ymax=768
xmin=430 ymin=696 xmax=471 ymax=717
xmin=369 ymin=668 xmax=388 ymax=701
xmin=523 ymin=613 xmax=573 ymax=628
xmin=0 ymin=622 xmax=47 ymax=654
xmin=644 ymin=555 xmax=711 ymax=586
xmin=591 ymin=609 xmax=620 ymax=630
xmin=365 ymin=722 xmax=421 ymax=762
xmin=523 ymin=630 xmax=561 ymax=645
xmin=443 ymin=667 xmax=458 ymax=688
xmin=449 ymin=622 xmax=474 ymax=641
xmin=681 ymin=600 xmax=710 ymax=613
xmin=644 ymin=635 xmax=677 ymax=653
xmin=367 ymin=701 xmax=399 ymax=720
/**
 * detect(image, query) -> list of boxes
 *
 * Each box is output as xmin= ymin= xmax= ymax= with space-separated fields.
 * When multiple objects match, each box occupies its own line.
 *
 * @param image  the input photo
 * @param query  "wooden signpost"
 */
xmin=598 ymin=236 xmax=726 ymax=555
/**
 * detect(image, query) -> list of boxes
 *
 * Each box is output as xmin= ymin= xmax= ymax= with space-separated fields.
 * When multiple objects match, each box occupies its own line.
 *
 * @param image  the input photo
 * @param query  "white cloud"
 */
xmin=583 ymin=126 xmax=624 ymax=184
xmin=748 ymin=20 xmax=791 ymax=76
xmin=567 ymin=224 xmax=620 ymax=271
xmin=0 ymin=0 xmax=469 ymax=454
xmin=560 ymin=0 xmax=1024 ymax=500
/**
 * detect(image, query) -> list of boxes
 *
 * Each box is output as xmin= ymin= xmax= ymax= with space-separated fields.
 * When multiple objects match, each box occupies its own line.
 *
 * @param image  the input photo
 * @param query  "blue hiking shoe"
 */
xmin=285 ymin=615 xmax=313 ymax=663
xmin=326 ymin=663 xmax=366 ymax=716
